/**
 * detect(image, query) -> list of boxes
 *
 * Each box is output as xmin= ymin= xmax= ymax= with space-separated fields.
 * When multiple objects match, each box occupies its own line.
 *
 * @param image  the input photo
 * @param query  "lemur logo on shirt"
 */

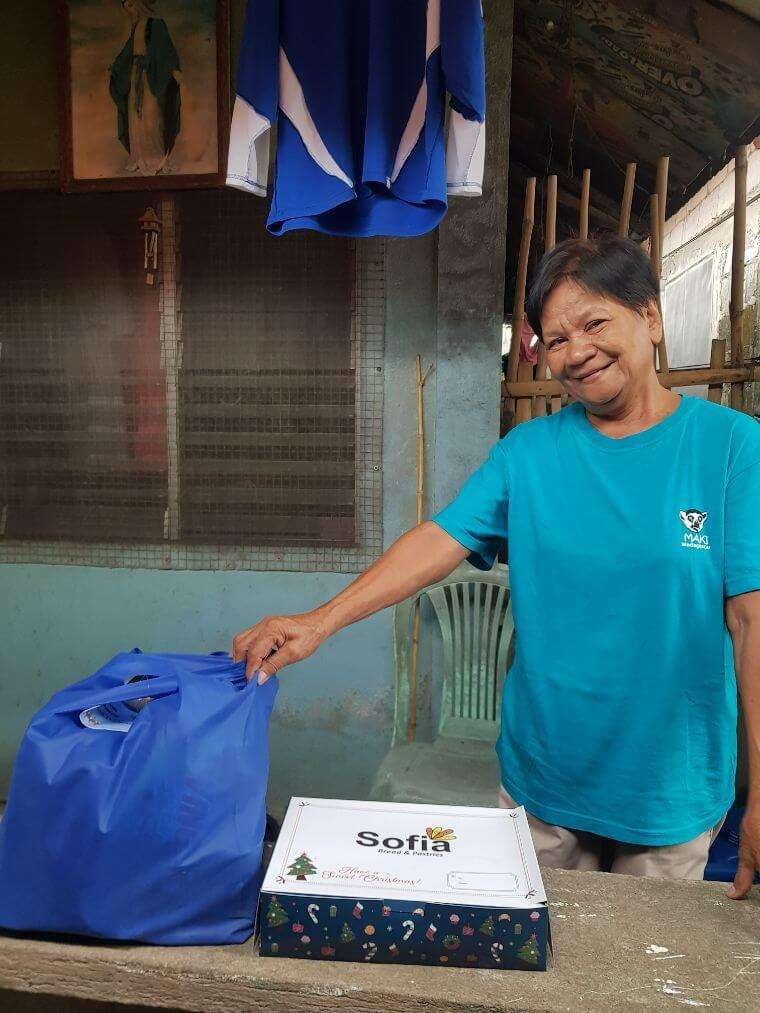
xmin=679 ymin=509 xmax=710 ymax=550
xmin=680 ymin=509 xmax=708 ymax=533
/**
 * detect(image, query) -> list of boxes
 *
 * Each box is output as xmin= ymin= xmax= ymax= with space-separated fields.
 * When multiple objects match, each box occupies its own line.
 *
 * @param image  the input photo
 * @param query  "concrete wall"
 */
xmin=662 ymin=141 xmax=760 ymax=413
xmin=0 ymin=1 xmax=512 ymax=817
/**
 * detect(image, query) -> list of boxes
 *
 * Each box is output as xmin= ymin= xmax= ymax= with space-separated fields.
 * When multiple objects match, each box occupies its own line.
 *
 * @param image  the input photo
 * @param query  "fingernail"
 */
xmin=257 ymin=670 xmax=267 ymax=686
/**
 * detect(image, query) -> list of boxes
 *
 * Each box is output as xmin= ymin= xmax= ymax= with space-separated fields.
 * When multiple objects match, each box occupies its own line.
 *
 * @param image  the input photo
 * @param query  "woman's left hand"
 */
xmin=728 ymin=802 xmax=760 ymax=899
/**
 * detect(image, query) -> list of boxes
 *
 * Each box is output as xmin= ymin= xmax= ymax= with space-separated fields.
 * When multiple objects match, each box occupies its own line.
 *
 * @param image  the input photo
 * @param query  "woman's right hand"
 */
xmin=231 ymin=612 xmax=327 ymax=684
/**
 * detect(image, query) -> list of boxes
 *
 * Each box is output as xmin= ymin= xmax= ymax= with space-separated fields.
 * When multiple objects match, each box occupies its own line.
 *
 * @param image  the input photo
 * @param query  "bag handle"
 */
xmin=61 ymin=674 xmax=179 ymax=716
xmin=61 ymin=654 xmax=254 ymax=715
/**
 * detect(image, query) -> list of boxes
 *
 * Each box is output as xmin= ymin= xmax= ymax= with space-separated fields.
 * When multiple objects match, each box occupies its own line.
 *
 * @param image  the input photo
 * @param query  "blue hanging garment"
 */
xmin=0 ymin=650 xmax=277 ymax=945
xmin=227 ymin=0 xmax=486 ymax=237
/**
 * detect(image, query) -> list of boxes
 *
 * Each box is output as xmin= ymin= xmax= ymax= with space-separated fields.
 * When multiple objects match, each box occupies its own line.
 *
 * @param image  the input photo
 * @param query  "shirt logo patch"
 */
xmin=679 ymin=509 xmax=710 ymax=550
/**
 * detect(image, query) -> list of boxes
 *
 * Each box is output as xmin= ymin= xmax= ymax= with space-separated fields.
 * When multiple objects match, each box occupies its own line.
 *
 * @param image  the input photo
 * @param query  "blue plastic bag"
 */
xmin=704 ymin=805 xmax=760 ymax=886
xmin=0 ymin=650 xmax=277 ymax=945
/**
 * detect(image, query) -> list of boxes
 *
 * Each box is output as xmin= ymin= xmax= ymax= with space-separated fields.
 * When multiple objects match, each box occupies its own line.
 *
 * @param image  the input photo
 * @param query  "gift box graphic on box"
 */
xmin=259 ymin=798 xmax=550 ymax=971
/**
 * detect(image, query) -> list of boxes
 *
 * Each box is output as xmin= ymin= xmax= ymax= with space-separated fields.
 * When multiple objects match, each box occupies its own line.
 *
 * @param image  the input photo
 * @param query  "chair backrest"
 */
xmin=391 ymin=562 xmax=513 ymax=746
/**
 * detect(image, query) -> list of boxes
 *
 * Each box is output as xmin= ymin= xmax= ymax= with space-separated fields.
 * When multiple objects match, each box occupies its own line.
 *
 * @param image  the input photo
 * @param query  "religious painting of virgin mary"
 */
xmin=59 ymin=0 xmax=228 ymax=191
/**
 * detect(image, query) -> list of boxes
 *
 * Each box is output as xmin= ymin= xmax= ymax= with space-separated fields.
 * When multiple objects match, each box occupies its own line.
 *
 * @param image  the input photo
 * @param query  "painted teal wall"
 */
xmin=0 ymin=566 xmax=393 ymax=816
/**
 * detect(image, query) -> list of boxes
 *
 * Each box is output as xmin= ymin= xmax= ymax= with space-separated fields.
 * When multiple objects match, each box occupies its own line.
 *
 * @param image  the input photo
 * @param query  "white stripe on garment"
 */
xmin=446 ymin=111 xmax=485 ymax=194
xmin=390 ymin=0 xmax=441 ymax=184
xmin=279 ymin=48 xmax=354 ymax=189
xmin=226 ymin=95 xmax=271 ymax=195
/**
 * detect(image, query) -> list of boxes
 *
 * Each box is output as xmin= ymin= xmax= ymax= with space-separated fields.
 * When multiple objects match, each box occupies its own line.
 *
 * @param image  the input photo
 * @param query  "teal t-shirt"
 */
xmin=433 ymin=396 xmax=760 ymax=845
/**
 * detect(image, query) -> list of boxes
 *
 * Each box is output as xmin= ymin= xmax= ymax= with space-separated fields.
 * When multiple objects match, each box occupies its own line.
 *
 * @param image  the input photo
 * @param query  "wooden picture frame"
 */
xmin=58 ymin=0 xmax=229 ymax=192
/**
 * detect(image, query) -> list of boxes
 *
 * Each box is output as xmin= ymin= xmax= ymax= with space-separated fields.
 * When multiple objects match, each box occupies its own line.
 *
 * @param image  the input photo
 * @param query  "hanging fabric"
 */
xmin=227 ymin=0 xmax=486 ymax=237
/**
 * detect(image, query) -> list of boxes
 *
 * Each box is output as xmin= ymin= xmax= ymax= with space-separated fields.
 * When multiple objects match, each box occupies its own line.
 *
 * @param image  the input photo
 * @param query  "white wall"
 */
xmin=661 ymin=141 xmax=760 ymax=410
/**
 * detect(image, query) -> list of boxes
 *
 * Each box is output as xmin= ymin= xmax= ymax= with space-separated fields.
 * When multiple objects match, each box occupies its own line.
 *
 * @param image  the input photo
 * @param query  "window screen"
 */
xmin=178 ymin=192 xmax=357 ymax=547
xmin=0 ymin=192 xmax=167 ymax=542
xmin=0 ymin=191 xmax=384 ymax=570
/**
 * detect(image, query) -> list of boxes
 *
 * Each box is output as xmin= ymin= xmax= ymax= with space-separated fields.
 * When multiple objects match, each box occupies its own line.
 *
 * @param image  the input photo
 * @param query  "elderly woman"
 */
xmin=233 ymin=236 xmax=760 ymax=895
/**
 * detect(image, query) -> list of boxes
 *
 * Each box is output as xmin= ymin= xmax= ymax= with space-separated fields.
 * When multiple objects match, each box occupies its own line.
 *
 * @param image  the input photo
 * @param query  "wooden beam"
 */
xmin=655 ymin=156 xmax=669 ymax=269
xmin=504 ymin=364 xmax=760 ymax=399
xmin=580 ymin=169 xmax=590 ymax=240
xmin=649 ymin=194 xmax=661 ymax=281
xmin=708 ymin=339 xmax=726 ymax=405
xmin=515 ymin=361 xmax=534 ymax=426
xmin=649 ymin=192 xmax=670 ymax=375
xmin=730 ymin=144 xmax=748 ymax=411
xmin=534 ymin=175 xmax=558 ymax=417
xmin=618 ymin=163 xmax=636 ymax=238
xmin=506 ymin=177 xmax=536 ymax=385
xmin=545 ymin=175 xmax=557 ymax=253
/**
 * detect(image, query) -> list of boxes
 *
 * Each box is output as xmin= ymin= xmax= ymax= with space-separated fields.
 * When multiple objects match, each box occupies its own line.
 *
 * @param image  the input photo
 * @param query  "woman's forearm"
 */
xmin=312 ymin=521 xmax=468 ymax=638
xmin=232 ymin=522 xmax=470 ymax=682
xmin=728 ymin=593 xmax=760 ymax=803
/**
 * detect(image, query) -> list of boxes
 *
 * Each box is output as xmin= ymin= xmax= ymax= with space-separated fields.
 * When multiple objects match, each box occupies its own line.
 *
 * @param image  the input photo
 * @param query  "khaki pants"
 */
xmin=498 ymin=786 xmax=725 ymax=880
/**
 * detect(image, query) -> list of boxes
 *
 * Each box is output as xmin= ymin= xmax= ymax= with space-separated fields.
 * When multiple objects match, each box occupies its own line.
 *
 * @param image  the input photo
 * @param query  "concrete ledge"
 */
xmin=0 ymin=870 xmax=758 ymax=1011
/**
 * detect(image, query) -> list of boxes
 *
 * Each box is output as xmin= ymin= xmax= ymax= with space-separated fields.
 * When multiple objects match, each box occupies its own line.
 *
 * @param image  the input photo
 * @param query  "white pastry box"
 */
xmin=259 ymin=797 xmax=549 ymax=971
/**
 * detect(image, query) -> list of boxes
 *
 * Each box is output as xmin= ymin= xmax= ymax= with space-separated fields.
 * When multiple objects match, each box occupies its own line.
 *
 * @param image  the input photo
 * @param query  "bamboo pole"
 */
xmin=655 ymin=156 xmax=669 ymax=268
xmin=408 ymin=355 xmax=433 ymax=743
xmin=730 ymin=144 xmax=748 ymax=411
xmin=504 ymin=363 xmax=760 ymax=398
xmin=649 ymin=193 xmax=661 ymax=375
xmin=618 ymin=163 xmax=636 ymax=237
xmin=515 ymin=361 xmax=534 ymax=426
xmin=545 ymin=174 xmax=557 ymax=252
xmin=541 ymin=172 xmax=572 ymax=414
xmin=708 ymin=339 xmax=726 ymax=405
xmin=649 ymin=193 xmax=669 ymax=375
xmin=579 ymin=169 xmax=590 ymax=240
xmin=649 ymin=194 xmax=661 ymax=280
xmin=655 ymin=156 xmax=670 ymax=373
xmin=506 ymin=177 xmax=536 ymax=386
xmin=534 ymin=176 xmax=557 ymax=418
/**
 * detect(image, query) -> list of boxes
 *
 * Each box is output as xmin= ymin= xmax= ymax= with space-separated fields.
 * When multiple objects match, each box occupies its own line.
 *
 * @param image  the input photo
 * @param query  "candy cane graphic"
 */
xmin=307 ymin=903 xmax=320 ymax=925
xmin=402 ymin=919 xmax=415 ymax=941
xmin=491 ymin=942 xmax=504 ymax=964
xmin=362 ymin=941 xmax=378 ymax=961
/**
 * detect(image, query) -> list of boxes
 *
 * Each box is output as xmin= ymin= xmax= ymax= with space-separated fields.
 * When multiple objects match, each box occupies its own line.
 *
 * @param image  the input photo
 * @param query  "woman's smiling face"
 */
xmin=540 ymin=278 xmax=663 ymax=410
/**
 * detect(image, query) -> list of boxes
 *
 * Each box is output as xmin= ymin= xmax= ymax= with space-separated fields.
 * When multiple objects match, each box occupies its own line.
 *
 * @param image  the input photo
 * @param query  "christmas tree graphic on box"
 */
xmin=266 ymin=896 xmax=288 ymax=929
xmin=518 ymin=933 xmax=540 ymax=966
xmin=287 ymin=851 xmax=317 ymax=880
